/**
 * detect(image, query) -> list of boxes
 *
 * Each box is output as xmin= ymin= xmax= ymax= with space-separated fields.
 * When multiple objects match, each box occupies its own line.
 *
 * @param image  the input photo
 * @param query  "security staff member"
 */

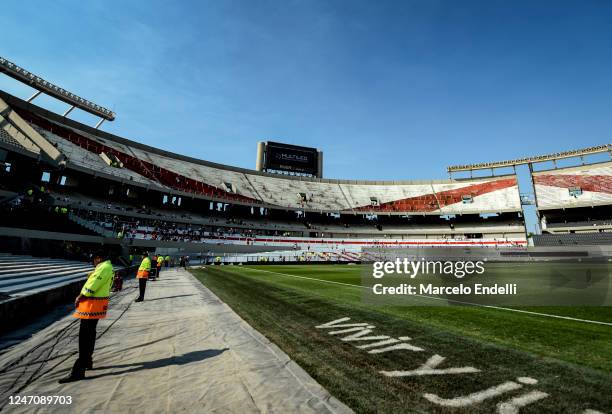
xmin=135 ymin=252 xmax=151 ymax=302
xmin=156 ymin=255 xmax=164 ymax=278
xmin=59 ymin=251 xmax=114 ymax=383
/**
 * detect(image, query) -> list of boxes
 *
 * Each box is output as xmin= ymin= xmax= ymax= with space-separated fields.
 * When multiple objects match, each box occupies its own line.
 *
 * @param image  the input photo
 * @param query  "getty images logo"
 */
xmin=372 ymin=258 xmax=486 ymax=279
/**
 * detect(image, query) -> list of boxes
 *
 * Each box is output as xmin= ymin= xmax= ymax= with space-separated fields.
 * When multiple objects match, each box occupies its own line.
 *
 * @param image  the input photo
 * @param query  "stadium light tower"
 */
xmin=0 ymin=56 xmax=116 ymax=128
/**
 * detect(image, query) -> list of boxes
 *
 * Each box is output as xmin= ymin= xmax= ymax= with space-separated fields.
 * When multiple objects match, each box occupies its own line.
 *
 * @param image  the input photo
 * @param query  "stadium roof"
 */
xmin=447 ymin=144 xmax=611 ymax=172
xmin=0 ymin=56 xmax=115 ymax=122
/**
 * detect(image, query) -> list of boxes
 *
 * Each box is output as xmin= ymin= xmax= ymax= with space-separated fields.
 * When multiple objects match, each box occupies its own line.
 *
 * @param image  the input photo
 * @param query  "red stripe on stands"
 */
xmin=534 ymin=174 xmax=612 ymax=194
xmin=353 ymin=178 xmax=517 ymax=213
xmin=17 ymin=110 xmax=258 ymax=204
xmin=15 ymin=107 xmax=520 ymax=214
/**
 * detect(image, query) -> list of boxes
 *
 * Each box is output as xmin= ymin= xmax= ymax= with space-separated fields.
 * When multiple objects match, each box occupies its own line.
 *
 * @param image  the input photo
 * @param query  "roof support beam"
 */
xmin=26 ymin=90 xmax=42 ymax=103
xmin=0 ymin=56 xmax=115 ymax=121
xmin=63 ymin=105 xmax=76 ymax=117
xmin=0 ymin=97 xmax=66 ymax=166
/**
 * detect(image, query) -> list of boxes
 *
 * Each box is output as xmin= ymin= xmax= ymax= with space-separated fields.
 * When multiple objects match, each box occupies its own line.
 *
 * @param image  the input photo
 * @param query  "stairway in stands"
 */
xmin=0 ymin=253 xmax=93 ymax=301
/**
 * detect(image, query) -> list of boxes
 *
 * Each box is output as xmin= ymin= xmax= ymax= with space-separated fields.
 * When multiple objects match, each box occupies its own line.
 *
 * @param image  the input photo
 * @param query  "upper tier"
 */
xmin=0 ymin=90 xmax=521 ymax=215
xmin=534 ymin=161 xmax=612 ymax=210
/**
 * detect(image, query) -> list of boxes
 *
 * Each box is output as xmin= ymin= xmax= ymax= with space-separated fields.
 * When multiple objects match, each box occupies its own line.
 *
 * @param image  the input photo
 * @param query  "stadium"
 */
xmin=0 ymin=52 xmax=611 ymax=414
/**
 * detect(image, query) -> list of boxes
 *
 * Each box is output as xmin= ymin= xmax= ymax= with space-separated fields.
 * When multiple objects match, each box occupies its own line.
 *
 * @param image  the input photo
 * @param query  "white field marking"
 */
xmin=497 ymin=391 xmax=549 ymax=414
xmin=239 ymin=267 xmax=612 ymax=327
xmin=329 ymin=326 xmax=374 ymax=335
xmin=340 ymin=330 xmax=390 ymax=342
xmin=368 ymin=342 xmax=424 ymax=354
xmin=315 ymin=317 xmax=370 ymax=329
xmin=583 ymin=410 xmax=605 ymax=414
xmin=318 ymin=316 xmax=422 ymax=353
xmin=356 ymin=338 xmax=400 ymax=349
xmin=516 ymin=377 xmax=538 ymax=385
xmin=423 ymin=381 xmax=522 ymax=407
xmin=381 ymin=354 xmax=479 ymax=377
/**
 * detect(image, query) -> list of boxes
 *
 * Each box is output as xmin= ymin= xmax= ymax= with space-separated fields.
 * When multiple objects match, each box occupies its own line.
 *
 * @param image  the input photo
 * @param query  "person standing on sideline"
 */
xmin=165 ymin=255 xmax=170 ymax=268
xmin=135 ymin=252 xmax=151 ymax=302
xmin=59 ymin=251 xmax=114 ymax=383
xmin=156 ymin=255 xmax=164 ymax=278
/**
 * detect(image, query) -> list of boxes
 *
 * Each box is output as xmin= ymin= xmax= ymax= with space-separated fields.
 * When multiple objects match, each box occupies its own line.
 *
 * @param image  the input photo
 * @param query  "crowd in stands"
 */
xmin=0 ymin=185 xmax=93 ymax=236
xmin=0 ymin=180 xmax=525 ymax=246
xmin=71 ymin=208 xmax=298 ymax=243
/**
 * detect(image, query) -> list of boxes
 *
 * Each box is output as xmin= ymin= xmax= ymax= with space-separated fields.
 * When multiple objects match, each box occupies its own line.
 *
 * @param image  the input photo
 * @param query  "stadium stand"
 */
xmin=0 ymin=114 xmax=41 ymax=157
xmin=533 ymin=162 xmax=612 ymax=245
xmin=533 ymin=161 xmax=612 ymax=210
xmin=0 ymin=128 xmax=34 ymax=154
xmin=1 ymin=90 xmax=522 ymax=216
xmin=33 ymin=126 xmax=162 ymax=187
xmin=0 ymin=253 xmax=93 ymax=299
xmin=0 ymin=252 xmax=100 ymax=334
xmin=0 ymin=186 xmax=100 ymax=237
xmin=0 ymin=89 xmax=527 ymax=256
xmin=546 ymin=219 xmax=612 ymax=228
xmin=0 ymin=101 xmax=527 ymax=252
xmin=532 ymin=232 xmax=612 ymax=246
xmin=65 ymin=203 xmax=525 ymax=238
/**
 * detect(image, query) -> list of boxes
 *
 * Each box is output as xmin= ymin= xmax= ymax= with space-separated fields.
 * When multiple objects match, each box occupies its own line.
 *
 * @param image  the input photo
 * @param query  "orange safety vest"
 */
xmin=74 ymin=297 xmax=109 ymax=320
xmin=137 ymin=256 xmax=152 ymax=279
xmin=74 ymin=260 xmax=113 ymax=320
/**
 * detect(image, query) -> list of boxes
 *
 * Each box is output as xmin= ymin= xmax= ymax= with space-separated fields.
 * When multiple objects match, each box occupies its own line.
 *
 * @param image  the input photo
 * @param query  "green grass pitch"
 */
xmin=191 ymin=264 xmax=612 ymax=413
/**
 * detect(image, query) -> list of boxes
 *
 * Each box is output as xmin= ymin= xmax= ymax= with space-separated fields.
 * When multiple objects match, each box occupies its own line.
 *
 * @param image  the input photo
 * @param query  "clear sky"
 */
xmin=1 ymin=0 xmax=611 ymax=186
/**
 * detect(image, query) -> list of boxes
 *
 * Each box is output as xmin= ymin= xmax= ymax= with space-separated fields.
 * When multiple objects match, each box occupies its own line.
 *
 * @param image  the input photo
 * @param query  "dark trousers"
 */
xmin=71 ymin=319 xmax=98 ymax=377
xmin=138 ymin=278 xmax=147 ymax=299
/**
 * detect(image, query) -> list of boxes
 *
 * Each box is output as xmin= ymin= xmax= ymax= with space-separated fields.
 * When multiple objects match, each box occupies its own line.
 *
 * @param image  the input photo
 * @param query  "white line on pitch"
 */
xmin=230 ymin=267 xmax=612 ymax=327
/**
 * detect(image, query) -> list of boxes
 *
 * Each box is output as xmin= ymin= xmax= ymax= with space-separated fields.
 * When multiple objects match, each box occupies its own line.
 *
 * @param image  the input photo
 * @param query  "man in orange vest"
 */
xmin=156 ymin=255 xmax=164 ymax=278
xmin=59 ymin=251 xmax=114 ymax=383
xmin=135 ymin=252 xmax=151 ymax=302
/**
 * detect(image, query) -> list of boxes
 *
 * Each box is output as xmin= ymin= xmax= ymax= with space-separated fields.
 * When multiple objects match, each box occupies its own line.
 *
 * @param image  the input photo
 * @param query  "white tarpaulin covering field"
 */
xmin=0 ymin=269 xmax=352 ymax=414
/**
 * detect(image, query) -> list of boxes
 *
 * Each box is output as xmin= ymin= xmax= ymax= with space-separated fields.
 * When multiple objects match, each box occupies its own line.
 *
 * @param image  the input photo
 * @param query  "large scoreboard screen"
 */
xmin=264 ymin=141 xmax=319 ymax=175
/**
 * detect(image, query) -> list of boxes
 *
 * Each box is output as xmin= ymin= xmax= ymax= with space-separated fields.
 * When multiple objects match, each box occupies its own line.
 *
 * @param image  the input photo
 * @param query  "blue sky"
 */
xmin=1 ymin=0 xmax=611 ymax=187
